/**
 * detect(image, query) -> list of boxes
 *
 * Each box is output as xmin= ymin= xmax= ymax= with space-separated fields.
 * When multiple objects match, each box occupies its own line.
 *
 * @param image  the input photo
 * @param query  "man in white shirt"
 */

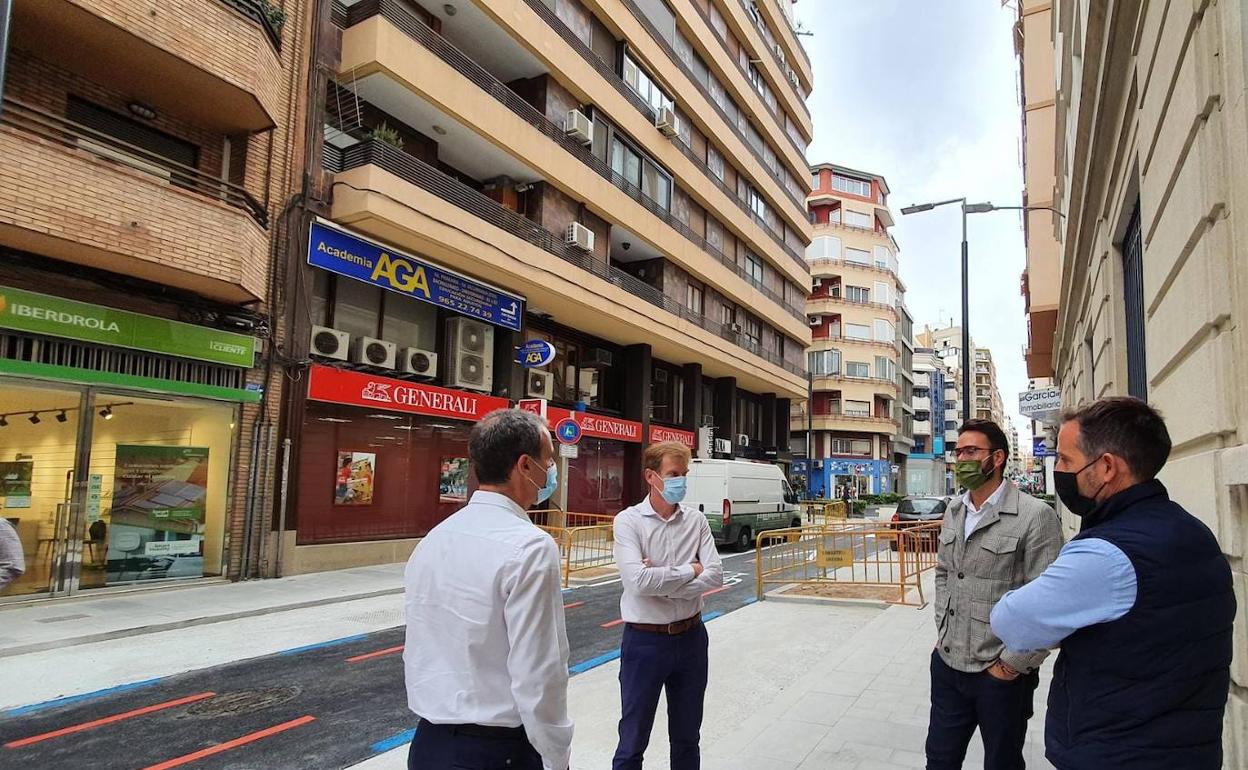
xmin=403 ymin=408 xmax=572 ymax=770
xmin=612 ymin=442 xmax=723 ymax=770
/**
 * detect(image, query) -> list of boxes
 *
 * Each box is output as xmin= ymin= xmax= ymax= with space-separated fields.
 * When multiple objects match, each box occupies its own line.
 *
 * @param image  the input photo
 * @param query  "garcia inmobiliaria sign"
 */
xmin=0 ymin=286 xmax=257 ymax=368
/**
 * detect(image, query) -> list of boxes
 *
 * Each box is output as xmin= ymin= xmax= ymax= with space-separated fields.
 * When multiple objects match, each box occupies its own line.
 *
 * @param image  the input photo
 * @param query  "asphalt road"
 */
xmin=0 ymin=545 xmax=770 ymax=770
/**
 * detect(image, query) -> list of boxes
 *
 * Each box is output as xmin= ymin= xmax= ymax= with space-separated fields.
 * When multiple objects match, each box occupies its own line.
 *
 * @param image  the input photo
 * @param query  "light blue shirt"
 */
xmin=990 ymin=537 xmax=1138 ymax=651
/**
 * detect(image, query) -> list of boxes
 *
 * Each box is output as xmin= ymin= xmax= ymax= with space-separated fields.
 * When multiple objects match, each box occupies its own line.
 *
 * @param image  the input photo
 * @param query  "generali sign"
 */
xmin=517 ymin=401 xmax=643 ymax=443
xmin=308 ymin=365 xmax=508 ymax=421
xmin=649 ymin=425 xmax=696 ymax=449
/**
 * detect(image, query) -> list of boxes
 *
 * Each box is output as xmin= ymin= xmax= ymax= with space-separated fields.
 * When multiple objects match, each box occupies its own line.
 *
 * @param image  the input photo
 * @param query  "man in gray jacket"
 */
xmin=926 ymin=419 xmax=1063 ymax=770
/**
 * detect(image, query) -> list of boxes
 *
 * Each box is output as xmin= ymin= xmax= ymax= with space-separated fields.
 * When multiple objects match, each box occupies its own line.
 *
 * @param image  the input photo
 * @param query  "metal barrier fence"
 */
xmin=800 ymin=500 xmax=848 ymax=525
xmin=755 ymin=520 xmax=942 ymax=605
xmin=529 ymin=510 xmax=617 ymax=587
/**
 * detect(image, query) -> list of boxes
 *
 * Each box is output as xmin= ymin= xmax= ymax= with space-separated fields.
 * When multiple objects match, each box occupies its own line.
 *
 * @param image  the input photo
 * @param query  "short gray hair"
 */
xmin=469 ymin=409 xmax=547 ymax=485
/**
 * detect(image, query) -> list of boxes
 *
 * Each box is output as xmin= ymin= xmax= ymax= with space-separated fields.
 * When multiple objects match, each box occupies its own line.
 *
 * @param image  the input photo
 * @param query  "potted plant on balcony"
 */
xmin=367 ymin=123 xmax=404 ymax=151
xmin=258 ymin=0 xmax=286 ymax=33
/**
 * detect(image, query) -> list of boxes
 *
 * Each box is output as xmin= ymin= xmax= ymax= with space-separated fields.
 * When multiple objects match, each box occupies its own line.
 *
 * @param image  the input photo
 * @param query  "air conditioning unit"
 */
xmin=729 ymin=322 xmax=742 ymax=334
xmin=714 ymin=437 xmax=732 ymax=454
xmin=566 ymin=222 xmax=595 ymax=251
xmin=774 ymin=44 xmax=786 ymax=65
xmin=808 ymin=316 xmax=822 ymax=326
xmin=813 ymin=278 xmax=823 ymax=288
xmin=788 ymin=70 xmax=800 ymax=87
xmin=655 ymin=106 xmax=680 ymax=138
xmin=309 ymin=325 xmax=349 ymax=361
xmin=399 ymin=347 xmax=437 ymax=377
xmin=446 ymin=317 xmax=494 ymax=392
xmin=737 ymin=434 xmax=750 ymax=447
xmin=696 ymin=426 xmax=715 ymax=459
xmin=564 ymin=109 xmax=593 ymax=145
xmin=525 ymin=369 xmax=554 ymax=399
xmin=351 ymin=336 xmax=397 ymax=370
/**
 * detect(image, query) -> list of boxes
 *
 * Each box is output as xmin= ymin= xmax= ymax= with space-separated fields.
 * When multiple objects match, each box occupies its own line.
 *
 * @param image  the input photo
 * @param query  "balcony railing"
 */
xmin=520 ymin=0 xmax=809 ymax=226
xmin=807 ymin=257 xmax=904 ymax=290
xmin=328 ymin=138 xmax=805 ymax=377
xmin=811 ymin=333 xmax=897 ymax=351
xmin=606 ymin=0 xmax=809 ymax=213
xmin=220 ymin=0 xmax=283 ymax=51
xmin=810 ymin=373 xmax=900 ymax=391
xmin=736 ymin=0 xmax=810 ymax=90
xmin=808 ymin=294 xmax=900 ymax=316
xmin=686 ymin=0 xmax=809 ymax=160
xmin=1 ymin=97 xmax=267 ymax=226
xmin=337 ymin=0 xmax=805 ymax=319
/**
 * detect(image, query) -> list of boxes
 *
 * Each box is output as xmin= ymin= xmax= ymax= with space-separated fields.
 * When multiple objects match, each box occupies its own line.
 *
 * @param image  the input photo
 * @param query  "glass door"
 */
xmin=0 ymin=380 xmax=88 ymax=601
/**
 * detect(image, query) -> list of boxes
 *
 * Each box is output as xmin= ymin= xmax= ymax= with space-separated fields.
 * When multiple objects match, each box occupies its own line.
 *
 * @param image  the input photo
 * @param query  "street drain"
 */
xmin=180 ymin=687 xmax=302 ymax=718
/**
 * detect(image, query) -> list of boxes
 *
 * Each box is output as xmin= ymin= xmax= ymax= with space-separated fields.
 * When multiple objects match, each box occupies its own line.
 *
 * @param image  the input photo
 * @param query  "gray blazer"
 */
xmin=933 ymin=482 xmax=1063 ymax=674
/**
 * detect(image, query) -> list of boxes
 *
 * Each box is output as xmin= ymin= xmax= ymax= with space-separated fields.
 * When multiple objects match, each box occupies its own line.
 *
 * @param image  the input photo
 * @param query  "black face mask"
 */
xmin=1053 ymin=456 xmax=1106 ymax=517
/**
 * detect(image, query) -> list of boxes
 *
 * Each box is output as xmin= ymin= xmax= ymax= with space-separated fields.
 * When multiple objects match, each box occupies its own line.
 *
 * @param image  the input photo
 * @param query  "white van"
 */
xmin=684 ymin=459 xmax=800 ymax=550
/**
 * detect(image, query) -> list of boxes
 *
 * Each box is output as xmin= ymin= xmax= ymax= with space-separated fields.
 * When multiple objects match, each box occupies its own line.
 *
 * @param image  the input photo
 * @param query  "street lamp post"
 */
xmin=901 ymin=200 xmax=1067 ymax=425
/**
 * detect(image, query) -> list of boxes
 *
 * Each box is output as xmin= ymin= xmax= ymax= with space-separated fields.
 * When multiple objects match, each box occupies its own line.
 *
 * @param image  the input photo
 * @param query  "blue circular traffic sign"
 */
xmin=555 ymin=418 xmax=582 ymax=445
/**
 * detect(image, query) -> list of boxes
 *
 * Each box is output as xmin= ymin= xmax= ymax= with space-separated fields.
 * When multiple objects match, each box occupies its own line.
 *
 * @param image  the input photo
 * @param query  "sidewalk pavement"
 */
xmin=353 ymin=572 xmax=1055 ymax=770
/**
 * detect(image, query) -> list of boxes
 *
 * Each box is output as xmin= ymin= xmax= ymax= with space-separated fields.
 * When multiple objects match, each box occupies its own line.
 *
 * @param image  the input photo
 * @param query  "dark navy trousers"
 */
xmin=925 ymin=649 xmax=1040 ymax=770
xmin=612 ymin=622 xmax=709 ymax=770
xmin=407 ymin=720 xmax=543 ymax=770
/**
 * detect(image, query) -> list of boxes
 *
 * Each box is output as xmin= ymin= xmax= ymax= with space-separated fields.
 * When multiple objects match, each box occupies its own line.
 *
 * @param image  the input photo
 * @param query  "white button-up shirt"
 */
xmin=962 ymin=479 xmax=1008 ymax=539
xmin=403 ymin=491 xmax=572 ymax=770
xmin=614 ymin=496 xmax=724 ymax=624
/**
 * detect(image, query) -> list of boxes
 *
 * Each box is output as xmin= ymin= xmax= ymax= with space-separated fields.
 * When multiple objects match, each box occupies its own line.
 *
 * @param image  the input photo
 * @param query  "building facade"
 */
xmin=1043 ymin=0 xmax=1248 ymax=757
xmin=905 ymin=347 xmax=948 ymax=496
xmin=0 ymin=0 xmax=312 ymax=600
xmin=270 ymin=0 xmax=814 ymax=572
xmin=973 ymin=346 xmax=1006 ymax=426
xmin=794 ymin=163 xmax=901 ymax=497
xmin=894 ymin=301 xmax=916 ymax=493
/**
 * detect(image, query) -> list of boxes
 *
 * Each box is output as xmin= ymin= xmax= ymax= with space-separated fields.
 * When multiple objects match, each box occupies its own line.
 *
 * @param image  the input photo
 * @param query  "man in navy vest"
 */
xmin=991 ymin=397 xmax=1236 ymax=769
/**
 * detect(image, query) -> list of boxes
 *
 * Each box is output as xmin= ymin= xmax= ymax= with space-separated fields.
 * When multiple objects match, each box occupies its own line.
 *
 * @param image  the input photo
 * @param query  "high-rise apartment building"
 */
xmin=793 ymin=163 xmax=901 ymax=497
xmin=905 ymin=348 xmax=949 ymax=495
xmin=973 ymin=347 xmax=1006 ymax=426
xmin=269 ymin=0 xmax=814 ymax=571
xmin=0 ymin=0 xmax=312 ymax=599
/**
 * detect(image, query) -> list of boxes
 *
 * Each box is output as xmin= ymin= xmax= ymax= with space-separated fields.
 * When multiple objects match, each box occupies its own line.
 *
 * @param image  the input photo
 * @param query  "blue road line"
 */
xmin=277 ymin=633 xmax=371 ymax=656
xmin=370 ymin=727 xmax=417 ymax=753
xmin=700 ymin=611 xmax=724 ymax=622
xmin=742 ymin=597 xmax=758 ymax=605
xmin=569 ymin=648 xmax=621 ymax=674
xmin=4 ymin=677 xmax=166 ymax=717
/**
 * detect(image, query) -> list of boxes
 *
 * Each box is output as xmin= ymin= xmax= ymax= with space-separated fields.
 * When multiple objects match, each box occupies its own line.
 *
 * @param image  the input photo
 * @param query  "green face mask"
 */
xmin=955 ymin=458 xmax=995 ymax=491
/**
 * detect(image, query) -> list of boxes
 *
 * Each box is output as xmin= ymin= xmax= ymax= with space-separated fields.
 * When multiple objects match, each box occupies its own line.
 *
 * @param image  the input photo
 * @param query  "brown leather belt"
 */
xmin=626 ymin=613 xmax=702 ymax=635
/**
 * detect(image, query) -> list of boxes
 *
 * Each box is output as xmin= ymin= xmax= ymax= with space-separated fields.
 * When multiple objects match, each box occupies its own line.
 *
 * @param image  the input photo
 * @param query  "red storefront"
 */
xmin=295 ymin=365 xmax=508 ymax=543
xmin=520 ymin=402 xmax=643 ymax=515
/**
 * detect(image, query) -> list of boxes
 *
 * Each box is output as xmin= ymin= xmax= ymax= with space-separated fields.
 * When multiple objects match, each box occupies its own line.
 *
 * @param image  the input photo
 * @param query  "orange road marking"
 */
xmin=5 ymin=692 xmax=216 ymax=749
xmin=140 ymin=715 xmax=316 ymax=770
xmin=345 ymin=645 xmax=404 ymax=663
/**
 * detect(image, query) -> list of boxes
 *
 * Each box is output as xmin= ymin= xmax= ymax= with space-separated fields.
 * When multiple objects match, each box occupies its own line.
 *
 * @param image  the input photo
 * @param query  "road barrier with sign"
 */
xmin=755 ymin=520 xmax=942 ymax=605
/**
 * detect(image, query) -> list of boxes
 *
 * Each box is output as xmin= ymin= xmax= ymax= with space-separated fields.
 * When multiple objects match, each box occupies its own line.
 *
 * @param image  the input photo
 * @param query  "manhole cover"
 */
xmin=181 ymin=687 xmax=302 ymax=718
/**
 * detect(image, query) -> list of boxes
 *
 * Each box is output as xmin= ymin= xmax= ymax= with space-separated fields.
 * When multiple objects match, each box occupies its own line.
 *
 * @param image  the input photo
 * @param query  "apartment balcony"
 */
xmin=913 ymin=396 xmax=931 ymax=411
xmin=13 ymin=0 xmax=283 ymax=133
xmin=0 ymin=99 xmax=268 ymax=302
xmin=790 ymin=412 xmax=897 ymax=434
xmin=1026 ymin=307 xmax=1058 ymax=378
xmin=807 ymin=255 xmax=905 ymax=291
xmin=807 ymin=295 xmax=899 ymax=320
xmin=326 ymin=138 xmax=806 ymax=396
xmin=334 ymin=0 xmax=808 ymax=332
xmin=809 ymin=333 xmax=898 ymax=353
xmin=809 ymin=374 xmax=899 ymax=399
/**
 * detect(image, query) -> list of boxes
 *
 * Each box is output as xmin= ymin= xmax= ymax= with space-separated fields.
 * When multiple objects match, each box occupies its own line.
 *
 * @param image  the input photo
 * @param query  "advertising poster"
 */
xmin=106 ymin=445 xmax=210 ymax=583
xmin=0 ymin=461 xmax=32 ymax=509
xmin=439 ymin=457 xmax=469 ymax=503
xmin=335 ymin=451 xmax=377 ymax=506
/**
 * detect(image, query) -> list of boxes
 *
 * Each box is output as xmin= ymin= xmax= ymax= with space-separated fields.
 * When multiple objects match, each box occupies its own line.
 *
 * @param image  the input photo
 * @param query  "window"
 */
xmin=809 ymin=349 xmax=841 ymax=376
xmin=875 ymin=356 xmax=896 ymax=381
xmin=611 ymin=136 xmax=671 ymax=210
xmin=687 ymin=283 xmax=704 ymax=315
xmin=832 ymin=174 xmax=873 ymax=198
xmin=845 ymin=247 xmax=870 ymax=265
xmin=945 ymin=420 xmax=958 ymax=430
xmin=810 ymin=171 xmax=821 ymax=190
xmin=846 ymin=362 xmax=870 ymax=378
xmin=746 ymin=186 xmax=767 ymax=219
xmin=830 ymin=438 xmax=871 ymax=456
xmin=744 ymin=317 xmax=762 ymax=344
xmin=873 ymin=245 xmax=892 ymax=271
xmin=844 ymin=209 xmax=873 ymax=229
xmin=807 ymin=235 xmax=841 ymax=261
xmin=1122 ymin=203 xmax=1147 ymax=399
xmin=829 ymin=207 xmax=842 ymax=224
xmin=845 ymin=323 xmax=871 ymax=340
xmin=707 ymin=146 xmax=725 ymax=180
xmin=873 ymin=281 xmax=891 ymax=306
xmin=845 ymin=399 xmax=871 ymax=417
xmin=846 ymin=286 xmax=870 ymax=303
xmin=721 ymin=303 xmax=737 ymax=327
xmin=745 ymin=254 xmax=764 ymax=285
xmin=623 ymin=52 xmax=673 ymax=113
xmin=68 ymin=97 xmax=200 ymax=188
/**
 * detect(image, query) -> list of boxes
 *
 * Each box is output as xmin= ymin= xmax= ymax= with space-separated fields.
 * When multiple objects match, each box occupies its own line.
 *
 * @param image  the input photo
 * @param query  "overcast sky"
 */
xmin=794 ymin=0 xmax=1034 ymax=442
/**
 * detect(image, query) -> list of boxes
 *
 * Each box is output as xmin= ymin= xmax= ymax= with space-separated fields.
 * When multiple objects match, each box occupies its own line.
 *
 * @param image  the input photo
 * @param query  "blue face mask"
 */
xmin=528 ymin=457 xmax=557 ymax=505
xmin=658 ymin=475 xmax=687 ymax=505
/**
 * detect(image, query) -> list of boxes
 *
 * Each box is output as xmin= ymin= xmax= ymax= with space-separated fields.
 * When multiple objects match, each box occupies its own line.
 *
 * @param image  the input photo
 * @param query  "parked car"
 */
xmin=889 ymin=496 xmax=948 ymax=551
xmin=685 ymin=459 xmax=801 ymax=551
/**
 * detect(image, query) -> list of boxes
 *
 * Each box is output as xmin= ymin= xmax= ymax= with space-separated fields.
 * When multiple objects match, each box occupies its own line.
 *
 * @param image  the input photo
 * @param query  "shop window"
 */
xmin=566 ymin=437 xmax=625 ymax=515
xmin=529 ymin=326 xmax=621 ymax=411
xmin=381 ymin=291 xmax=437 ymax=350
xmin=332 ymin=275 xmax=382 ymax=339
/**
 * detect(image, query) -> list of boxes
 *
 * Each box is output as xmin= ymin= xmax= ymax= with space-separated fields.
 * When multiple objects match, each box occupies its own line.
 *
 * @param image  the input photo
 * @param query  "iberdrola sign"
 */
xmin=0 ymin=286 xmax=257 ymax=368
